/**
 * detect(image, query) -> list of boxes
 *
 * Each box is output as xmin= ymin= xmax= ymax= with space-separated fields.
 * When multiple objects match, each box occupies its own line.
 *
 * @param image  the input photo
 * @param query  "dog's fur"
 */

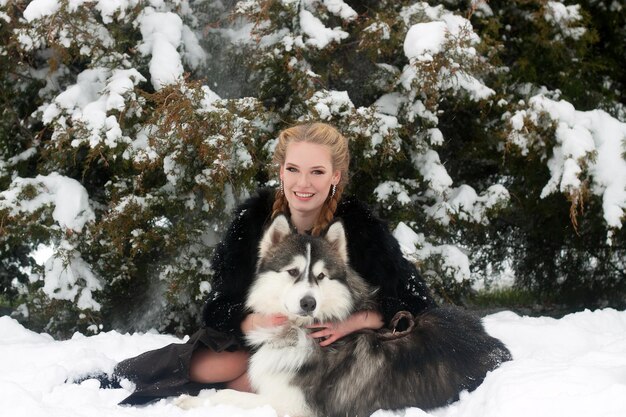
xmin=177 ymin=215 xmax=511 ymax=416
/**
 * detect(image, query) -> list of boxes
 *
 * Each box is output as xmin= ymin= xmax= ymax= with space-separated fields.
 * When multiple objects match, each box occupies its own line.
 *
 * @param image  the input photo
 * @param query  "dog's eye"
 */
xmin=287 ymin=268 xmax=300 ymax=277
xmin=317 ymin=273 xmax=326 ymax=280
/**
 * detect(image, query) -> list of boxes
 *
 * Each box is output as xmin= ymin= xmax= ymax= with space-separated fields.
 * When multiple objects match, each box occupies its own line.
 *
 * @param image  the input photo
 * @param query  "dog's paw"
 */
xmin=173 ymin=390 xmax=214 ymax=410
xmin=173 ymin=395 xmax=196 ymax=410
xmin=208 ymin=389 xmax=306 ymax=417
xmin=173 ymin=389 xmax=269 ymax=411
xmin=209 ymin=389 xmax=269 ymax=409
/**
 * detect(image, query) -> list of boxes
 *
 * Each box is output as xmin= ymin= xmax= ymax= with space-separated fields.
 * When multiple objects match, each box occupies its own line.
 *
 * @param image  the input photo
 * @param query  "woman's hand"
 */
xmin=307 ymin=310 xmax=384 ymax=347
xmin=241 ymin=313 xmax=287 ymax=334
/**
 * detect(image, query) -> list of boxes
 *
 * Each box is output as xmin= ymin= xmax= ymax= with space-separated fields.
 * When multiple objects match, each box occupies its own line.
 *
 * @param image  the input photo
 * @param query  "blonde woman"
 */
xmin=113 ymin=123 xmax=435 ymax=404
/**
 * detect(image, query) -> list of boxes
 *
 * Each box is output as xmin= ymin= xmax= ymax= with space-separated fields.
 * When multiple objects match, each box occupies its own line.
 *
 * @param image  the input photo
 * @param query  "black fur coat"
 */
xmin=202 ymin=188 xmax=436 ymax=343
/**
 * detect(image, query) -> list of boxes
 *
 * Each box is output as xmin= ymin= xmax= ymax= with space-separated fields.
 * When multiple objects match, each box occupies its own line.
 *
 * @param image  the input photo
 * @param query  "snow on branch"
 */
xmin=298 ymin=7 xmax=348 ymax=49
xmin=41 ymin=68 xmax=145 ymax=148
xmin=320 ymin=0 xmax=357 ymax=21
xmin=400 ymin=2 xmax=493 ymax=103
xmin=0 ymin=173 xmax=95 ymax=232
xmin=507 ymin=95 xmax=626 ymax=229
xmin=305 ymin=90 xmax=354 ymax=120
xmin=543 ymin=1 xmax=586 ymax=40
xmin=42 ymin=244 xmax=102 ymax=311
xmin=374 ymin=181 xmax=413 ymax=206
xmin=394 ymin=222 xmax=471 ymax=284
xmin=424 ymin=184 xmax=510 ymax=226
xmin=137 ymin=9 xmax=186 ymax=90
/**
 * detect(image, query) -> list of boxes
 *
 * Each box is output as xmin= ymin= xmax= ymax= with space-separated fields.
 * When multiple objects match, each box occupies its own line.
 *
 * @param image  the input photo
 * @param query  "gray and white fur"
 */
xmin=177 ymin=215 xmax=511 ymax=416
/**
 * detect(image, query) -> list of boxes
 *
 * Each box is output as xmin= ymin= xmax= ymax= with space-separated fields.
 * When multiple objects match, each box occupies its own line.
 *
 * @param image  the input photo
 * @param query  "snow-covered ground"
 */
xmin=2 ymin=308 xmax=626 ymax=417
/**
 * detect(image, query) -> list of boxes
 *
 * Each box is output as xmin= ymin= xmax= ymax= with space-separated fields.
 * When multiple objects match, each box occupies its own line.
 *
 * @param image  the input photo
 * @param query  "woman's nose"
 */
xmin=296 ymin=173 xmax=309 ymax=186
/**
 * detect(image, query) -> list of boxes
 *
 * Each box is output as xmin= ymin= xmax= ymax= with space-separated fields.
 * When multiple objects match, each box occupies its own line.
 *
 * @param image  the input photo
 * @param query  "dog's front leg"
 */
xmin=176 ymin=388 xmax=304 ymax=417
xmin=173 ymin=389 xmax=215 ymax=409
xmin=214 ymin=389 xmax=316 ymax=417
xmin=209 ymin=388 xmax=273 ymax=409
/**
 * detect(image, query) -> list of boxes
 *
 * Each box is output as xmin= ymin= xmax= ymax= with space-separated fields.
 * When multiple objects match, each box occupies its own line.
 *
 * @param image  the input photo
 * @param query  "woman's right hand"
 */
xmin=241 ymin=313 xmax=288 ymax=334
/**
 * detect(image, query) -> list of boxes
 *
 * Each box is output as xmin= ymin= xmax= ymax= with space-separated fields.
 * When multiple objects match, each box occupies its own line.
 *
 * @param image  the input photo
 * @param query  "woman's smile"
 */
xmin=294 ymin=191 xmax=315 ymax=199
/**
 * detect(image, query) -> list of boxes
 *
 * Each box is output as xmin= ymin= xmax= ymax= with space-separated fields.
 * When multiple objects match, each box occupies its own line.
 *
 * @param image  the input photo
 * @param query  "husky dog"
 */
xmin=177 ymin=215 xmax=511 ymax=416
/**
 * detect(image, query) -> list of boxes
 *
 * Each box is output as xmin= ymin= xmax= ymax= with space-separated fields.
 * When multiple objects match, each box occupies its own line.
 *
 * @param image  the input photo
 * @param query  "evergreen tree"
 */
xmin=0 ymin=0 xmax=624 ymax=337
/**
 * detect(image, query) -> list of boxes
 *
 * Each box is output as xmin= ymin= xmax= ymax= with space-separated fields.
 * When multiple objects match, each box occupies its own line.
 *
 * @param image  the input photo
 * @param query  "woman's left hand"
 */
xmin=307 ymin=310 xmax=384 ymax=347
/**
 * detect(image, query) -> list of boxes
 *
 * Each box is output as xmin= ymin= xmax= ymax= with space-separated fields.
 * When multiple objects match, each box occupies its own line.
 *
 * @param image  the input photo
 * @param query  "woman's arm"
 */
xmin=307 ymin=310 xmax=384 ymax=347
xmin=240 ymin=313 xmax=288 ymax=334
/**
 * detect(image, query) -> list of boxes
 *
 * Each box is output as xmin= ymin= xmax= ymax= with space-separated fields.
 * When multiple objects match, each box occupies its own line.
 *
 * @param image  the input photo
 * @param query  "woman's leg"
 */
xmin=225 ymin=371 xmax=253 ymax=392
xmin=189 ymin=348 xmax=251 ymax=391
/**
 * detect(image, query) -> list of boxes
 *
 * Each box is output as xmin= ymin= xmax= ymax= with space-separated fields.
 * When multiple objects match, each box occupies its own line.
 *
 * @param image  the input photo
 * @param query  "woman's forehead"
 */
xmin=284 ymin=142 xmax=333 ymax=166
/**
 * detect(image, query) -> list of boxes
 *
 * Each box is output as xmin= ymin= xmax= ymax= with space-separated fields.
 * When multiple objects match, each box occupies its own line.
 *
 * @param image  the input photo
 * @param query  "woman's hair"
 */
xmin=271 ymin=122 xmax=350 ymax=236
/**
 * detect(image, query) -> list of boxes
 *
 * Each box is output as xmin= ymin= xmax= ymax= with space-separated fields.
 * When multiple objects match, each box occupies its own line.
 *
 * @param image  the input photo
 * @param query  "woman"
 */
xmin=114 ymin=122 xmax=436 ymax=405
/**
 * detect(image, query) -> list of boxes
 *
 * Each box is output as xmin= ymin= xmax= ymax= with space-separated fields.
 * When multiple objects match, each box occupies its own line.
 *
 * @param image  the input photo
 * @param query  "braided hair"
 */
xmin=271 ymin=123 xmax=350 ymax=236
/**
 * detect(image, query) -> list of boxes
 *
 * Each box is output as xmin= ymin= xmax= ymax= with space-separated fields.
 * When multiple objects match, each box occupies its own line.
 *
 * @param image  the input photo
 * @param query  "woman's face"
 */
xmin=280 ymin=141 xmax=341 ymax=219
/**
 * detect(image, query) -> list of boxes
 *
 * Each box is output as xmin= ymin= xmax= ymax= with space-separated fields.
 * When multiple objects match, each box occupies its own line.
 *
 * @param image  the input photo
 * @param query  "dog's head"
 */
xmin=246 ymin=215 xmax=375 ymax=324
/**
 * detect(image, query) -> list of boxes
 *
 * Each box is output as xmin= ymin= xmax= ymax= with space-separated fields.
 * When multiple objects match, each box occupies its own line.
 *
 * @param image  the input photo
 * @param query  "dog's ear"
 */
xmin=324 ymin=220 xmax=348 ymax=264
xmin=259 ymin=215 xmax=292 ymax=258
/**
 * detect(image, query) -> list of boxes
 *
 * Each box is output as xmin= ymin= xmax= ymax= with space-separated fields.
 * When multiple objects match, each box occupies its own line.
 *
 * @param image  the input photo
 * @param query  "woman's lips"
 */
xmin=294 ymin=191 xmax=314 ymax=200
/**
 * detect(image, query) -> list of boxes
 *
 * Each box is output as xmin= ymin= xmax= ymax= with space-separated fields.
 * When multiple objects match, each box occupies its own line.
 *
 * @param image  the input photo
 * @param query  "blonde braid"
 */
xmin=271 ymin=188 xmax=290 ymax=220
xmin=310 ymin=184 xmax=344 ymax=236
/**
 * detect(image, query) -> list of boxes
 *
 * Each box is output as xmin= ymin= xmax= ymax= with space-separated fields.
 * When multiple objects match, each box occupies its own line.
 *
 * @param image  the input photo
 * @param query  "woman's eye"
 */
xmin=287 ymin=268 xmax=299 ymax=277
xmin=286 ymin=167 xmax=298 ymax=173
xmin=312 ymin=170 xmax=325 ymax=175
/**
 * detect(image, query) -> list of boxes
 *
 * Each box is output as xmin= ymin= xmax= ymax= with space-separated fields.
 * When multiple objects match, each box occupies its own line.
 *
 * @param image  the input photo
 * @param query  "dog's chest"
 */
xmin=248 ymin=326 xmax=314 ymax=386
xmin=247 ymin=327 xmax=314 ymax=415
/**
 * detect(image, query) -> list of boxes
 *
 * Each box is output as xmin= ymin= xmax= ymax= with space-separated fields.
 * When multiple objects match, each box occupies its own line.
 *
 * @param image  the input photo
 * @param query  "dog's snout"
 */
xmin=300 ymin=295 xmax=316 ymax=313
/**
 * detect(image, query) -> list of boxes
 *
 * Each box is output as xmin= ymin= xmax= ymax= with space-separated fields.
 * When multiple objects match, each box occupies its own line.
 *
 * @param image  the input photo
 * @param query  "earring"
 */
xmin=280 ymin=180 xmax=284 ymax=195
xmin=331 ymin=184 xmax=336 ymax=198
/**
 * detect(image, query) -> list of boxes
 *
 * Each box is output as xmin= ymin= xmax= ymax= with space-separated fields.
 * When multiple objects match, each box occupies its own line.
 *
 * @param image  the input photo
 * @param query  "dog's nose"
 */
xmin=300 ymin=296 xmax=316 ymax=313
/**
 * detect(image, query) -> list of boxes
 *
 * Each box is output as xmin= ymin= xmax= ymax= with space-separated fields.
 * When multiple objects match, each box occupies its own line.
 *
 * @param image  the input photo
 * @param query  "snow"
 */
xmin=374 ymin=182 xmax=412 ymax=206
xmin=544 ymin=2 xmax=586 ymax=40
xmin=508 ymin=95 xmax=626 ymax=229
xmin=373 ymin=93 xmax=405 ymax=116
xmin=42 ymin=248 xmax=102 ymax=311
xmin=22 ymin=1 xmax=205 ymax=91
xmin=364 ymin=22 xmax=391 ymax=40
xmin=41 ymin=67 xmax=145 ymax=148
xmin=394 ymin=222 xmax=471 ymax=284
xmin=441 ymin=70 xmax=495 ymax=101
xmin=403 ymin=8 xmax=479 ymax=62
xmin=412 ymin=150 xmax=453 ymax=194
xmin=322 ymin=0 xmax=357 ymax=21
xmin=0 ymin=172 xmax=95 ymax=232
xmin=404 ymin=21 xmax=448 ymax=62
xmin=2 ymin=308 xmax=626 ymax=417
xmin=22 ymin=0 xmax=60 ymax=21
xmin=3 ymin=1 xmax=626 ymax=415
xmin=400 ymin=3 xmax=493 ymax=102
xmin=299 ymin=8 xmax=348 ymax=49
xmin=137 ymin=9 xmax=186 ymax=90
xmin=0 ymin=172 xmax=102 ymax=311
xmin=306 ymin=90 xmax=354 ymax=120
